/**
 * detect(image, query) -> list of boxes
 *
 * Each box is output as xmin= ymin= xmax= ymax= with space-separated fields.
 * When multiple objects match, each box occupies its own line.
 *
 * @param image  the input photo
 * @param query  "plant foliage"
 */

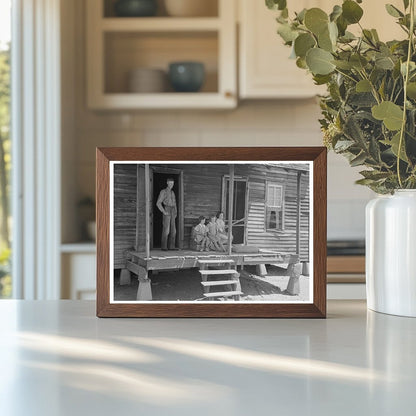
xmin=266 ymin=0 xmax=416 ymax=193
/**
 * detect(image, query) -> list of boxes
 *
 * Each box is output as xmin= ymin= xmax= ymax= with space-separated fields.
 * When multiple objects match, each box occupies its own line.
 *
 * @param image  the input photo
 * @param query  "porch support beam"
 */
xmin=145 ymin=164 xmax=150 ymax=259
xmin=228 ymin=164 xmax=234 ymax=256
xmin=296 ymin=171 xmax=301 ymax=255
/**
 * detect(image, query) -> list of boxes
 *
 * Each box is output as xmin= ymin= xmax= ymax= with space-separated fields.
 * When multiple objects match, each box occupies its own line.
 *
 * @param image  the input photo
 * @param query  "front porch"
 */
xmin=121 ymin=249 xmax=302 ymax=301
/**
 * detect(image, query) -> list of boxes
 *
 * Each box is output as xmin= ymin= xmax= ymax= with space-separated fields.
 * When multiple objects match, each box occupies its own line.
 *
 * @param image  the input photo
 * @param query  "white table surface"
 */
xmin=0 ymin=300 xmax=415 ymax=416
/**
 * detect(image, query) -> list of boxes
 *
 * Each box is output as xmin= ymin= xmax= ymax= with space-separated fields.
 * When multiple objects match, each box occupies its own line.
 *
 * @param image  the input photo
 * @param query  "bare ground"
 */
xmin=114 ymin=264 xmax=310 ymax=302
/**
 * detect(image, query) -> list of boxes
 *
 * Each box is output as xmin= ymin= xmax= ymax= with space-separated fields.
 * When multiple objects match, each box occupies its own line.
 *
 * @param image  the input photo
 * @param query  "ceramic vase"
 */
xmin=366 ymin=190 xmax=416 ymax=317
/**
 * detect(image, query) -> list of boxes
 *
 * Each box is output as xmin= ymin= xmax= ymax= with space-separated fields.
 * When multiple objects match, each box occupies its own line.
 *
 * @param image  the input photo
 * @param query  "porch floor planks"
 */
xmin=127 ymin=249 xmax=298 ymax=272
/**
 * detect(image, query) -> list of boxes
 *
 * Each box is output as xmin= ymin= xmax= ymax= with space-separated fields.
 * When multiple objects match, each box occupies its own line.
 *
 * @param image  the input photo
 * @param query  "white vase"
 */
xmin=366 ymin=190 xmax=416 ymax=317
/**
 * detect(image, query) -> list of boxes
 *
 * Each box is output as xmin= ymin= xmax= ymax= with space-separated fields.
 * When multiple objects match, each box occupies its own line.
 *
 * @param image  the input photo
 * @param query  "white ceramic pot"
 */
xmin=366 ymin=190 xmax=416 ymax=317
xmin=164 ymin=0 xmax=218 ymax=17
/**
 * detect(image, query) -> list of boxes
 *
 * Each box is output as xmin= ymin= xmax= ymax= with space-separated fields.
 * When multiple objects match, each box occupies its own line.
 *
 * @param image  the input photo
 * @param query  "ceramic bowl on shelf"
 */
xmin=168 ymin=62 xmax=205 ymax=92
xmin=128 ymin=68 xmax=167 ymax=93
xmin=164 ymin=0 xmax=218 ymax=17
xmin=114 ymin=0 xmax=158 ymax=17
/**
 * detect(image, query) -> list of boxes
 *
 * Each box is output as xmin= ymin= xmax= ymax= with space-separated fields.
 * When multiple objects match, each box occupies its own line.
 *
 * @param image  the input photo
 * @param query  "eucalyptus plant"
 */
xmin=266 ymin=0 xmax=416 ymax=193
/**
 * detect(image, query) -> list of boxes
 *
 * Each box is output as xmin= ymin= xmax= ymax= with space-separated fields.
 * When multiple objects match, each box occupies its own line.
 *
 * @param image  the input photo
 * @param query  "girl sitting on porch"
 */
xmin=216 ymin=211 xmax=233 ymax=246
xmin=193 ymin=216 xmax=209 ymax=252
xmin=207 ymin=215 xmax=226 ymax=252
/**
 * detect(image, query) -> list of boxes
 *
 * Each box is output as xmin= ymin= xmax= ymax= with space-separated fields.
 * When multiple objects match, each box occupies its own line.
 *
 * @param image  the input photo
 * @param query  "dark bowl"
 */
xmin=114 ymin=0 xmax=158 ymax=17
xmin=168 ymin=62 xmax=205 ymax=93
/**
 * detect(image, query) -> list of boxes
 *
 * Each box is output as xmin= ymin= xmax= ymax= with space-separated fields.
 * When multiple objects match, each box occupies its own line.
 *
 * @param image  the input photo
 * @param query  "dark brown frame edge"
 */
xmin=96 ymin=147 xmax=327 ymax=318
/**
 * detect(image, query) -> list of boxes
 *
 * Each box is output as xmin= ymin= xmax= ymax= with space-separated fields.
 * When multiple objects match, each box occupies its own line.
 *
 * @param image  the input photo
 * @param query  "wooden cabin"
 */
xmin=113 ymin=162 xmax=310 ymax=270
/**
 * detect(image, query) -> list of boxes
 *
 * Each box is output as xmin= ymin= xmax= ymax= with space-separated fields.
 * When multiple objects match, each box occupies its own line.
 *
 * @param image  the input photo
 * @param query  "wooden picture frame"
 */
xmin=96 ymin=147 xmax=327 ymax=318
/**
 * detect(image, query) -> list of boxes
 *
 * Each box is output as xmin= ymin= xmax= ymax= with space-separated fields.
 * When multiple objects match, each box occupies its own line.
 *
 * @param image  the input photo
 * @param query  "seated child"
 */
xmin=193 ymin=216 xmax=209 ymax=252
xmin=207 ymin=214 xmax=226 ymax=252
xmin=216 ymin=211 xmax=232 ymax=245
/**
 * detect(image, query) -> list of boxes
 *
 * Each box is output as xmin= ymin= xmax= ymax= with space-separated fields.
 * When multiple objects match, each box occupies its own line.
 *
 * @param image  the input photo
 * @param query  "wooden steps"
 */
xmin=203 ymin=291 xmax=243 ymax=298
xmin=201 ymin=280 xmax=239 ymax=287
xmin=198 ymin=258 xmax=242 ymax=300
xmin=199 ymin=269 xmax=237 ymax=276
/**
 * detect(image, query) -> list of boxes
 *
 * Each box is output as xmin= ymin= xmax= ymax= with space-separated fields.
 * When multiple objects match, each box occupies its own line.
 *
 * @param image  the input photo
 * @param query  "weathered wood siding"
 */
xmin=233 ymin=164 xmax=309 ymax=262
xmin=113 ymin=164 xmax=137 ymax=268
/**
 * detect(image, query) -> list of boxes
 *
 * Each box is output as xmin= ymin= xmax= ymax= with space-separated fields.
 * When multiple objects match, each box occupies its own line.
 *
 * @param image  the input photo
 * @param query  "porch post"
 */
xmin=145 ymin=164 xmax=150 ymax=258
xmin=296 ymin=171 xmax=301 ymax=256
xmin=228 ymin=164 xmax=234 ymax=255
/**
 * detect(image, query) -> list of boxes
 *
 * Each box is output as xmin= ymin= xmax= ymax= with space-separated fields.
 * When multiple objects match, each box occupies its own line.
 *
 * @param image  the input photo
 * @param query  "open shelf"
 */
xmin=104 ymin=31 xmax=218 ymax=94
xmin=87 ymin=0 xmax=236 ymax=109
xmin=101 ymin=17 xmax=221 ymax=32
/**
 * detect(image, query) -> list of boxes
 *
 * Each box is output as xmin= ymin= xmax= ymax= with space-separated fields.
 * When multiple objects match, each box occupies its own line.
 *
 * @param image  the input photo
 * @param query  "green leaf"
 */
xmin=306 ymin=48 xmax=335 ymax=75
xmin=304 ymin=8 xmax=329 ymax=35
xmin=382 ymin=132 xmax=409 ymax=162
xmin=350 ymin=54 xmax=368 ymax=70
xmin=277 ymin=23 xmax=298 ymax=43
xmin=371 ymin=29 xmax=380 ymax=42
xmin=296 ymin=57 xmax=308 ymax=69
xmin=372 ymin=101 xmax=404 ymax=131
xmin=360 ymin=170 xmax=392 ymax=181
xmin=294 ymin=33 xmax=316 ymax=58
xmin=350 ymin=152 xmax=368 ymax=167
xmin=296 ymin=8 xmax=307 ymax=23
xmin=339 ymin=31 xmax=356 ymax=43
xmin=266 ymin=0 xmax=287 ymax=11
xmin=313 ymin=74 xmax=332 ymax=85
xmin=333 ymin=60 xmax=352 ymax=70
xmin=403 ymin=0 xmax=410 ymax=10
xmin=334 ymin=139 xmax=355 ymax=151
xmin=356 ymin=79 xmax=372 ymax=92
xmin=318 ymin=27 xmax=334 ymax=52
xmin=407 ymin=82 xmax=416 ymax=99
xmin=385 ymin=4 xmax=404 ymax=18
xmin=336 ymin=15 xmax=348 ymax=36
xmin=375 ymin=55 xmax=395 ymax=70
xmin=330 ymin=5 xmax=342 ymax=22
xmin=342 ymin=0 xmax=364 ymax=24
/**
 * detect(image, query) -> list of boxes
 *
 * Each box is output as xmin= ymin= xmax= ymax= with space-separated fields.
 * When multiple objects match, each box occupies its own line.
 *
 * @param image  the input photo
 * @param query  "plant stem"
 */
xmin=397 ymin=0 xmax=415 ymax=188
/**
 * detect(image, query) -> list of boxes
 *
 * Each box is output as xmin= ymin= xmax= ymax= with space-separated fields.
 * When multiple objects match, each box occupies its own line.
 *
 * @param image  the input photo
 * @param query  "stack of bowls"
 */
xmin=128 ymin=68 xmax=167 ymax=93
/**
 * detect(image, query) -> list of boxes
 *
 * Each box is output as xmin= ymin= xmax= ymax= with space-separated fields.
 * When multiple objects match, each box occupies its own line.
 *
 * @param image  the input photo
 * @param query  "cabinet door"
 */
xmin=239 ymin=0 xmax=326 ymax=99
xmin=239 ymin=0 xmax=404 ymax=99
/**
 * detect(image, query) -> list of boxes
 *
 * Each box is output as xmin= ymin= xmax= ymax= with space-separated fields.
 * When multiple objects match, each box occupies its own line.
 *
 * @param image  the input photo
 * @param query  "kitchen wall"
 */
xmin=61 ymin=0 xmax=374 ymax=243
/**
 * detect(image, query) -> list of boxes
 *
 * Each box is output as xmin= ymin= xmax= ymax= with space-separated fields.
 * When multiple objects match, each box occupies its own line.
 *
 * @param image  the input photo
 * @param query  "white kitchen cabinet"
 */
xmin=61 ymin=244 xmax=96 ymax=300
xmin=239 ymin=0 xmax=325 ymax=99
xmin=86 ymin=0 xmax=237 ymax=109
xmin=238 ymin=0 xmax=404 ymax=99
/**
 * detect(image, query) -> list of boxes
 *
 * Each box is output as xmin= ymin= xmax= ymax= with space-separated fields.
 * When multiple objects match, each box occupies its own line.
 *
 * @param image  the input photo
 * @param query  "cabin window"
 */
xmin=265 ymin=183 xmax=284 ymax=231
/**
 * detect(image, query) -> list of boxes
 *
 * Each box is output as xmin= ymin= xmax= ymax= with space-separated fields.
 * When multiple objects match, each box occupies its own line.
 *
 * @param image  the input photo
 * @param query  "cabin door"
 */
xmin=150 ymin=169 xmax=184 ymax=249
xmin=222 ymin=177 xmax=248 ymax=244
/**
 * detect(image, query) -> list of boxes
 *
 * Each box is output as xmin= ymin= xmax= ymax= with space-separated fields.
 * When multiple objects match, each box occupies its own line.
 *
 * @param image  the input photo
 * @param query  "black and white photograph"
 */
xmin=110 ymin=161 xmax=313 ymax=303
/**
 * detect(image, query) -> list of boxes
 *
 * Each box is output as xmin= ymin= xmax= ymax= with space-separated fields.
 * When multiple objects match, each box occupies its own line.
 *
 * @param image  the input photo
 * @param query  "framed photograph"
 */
xmin=96 ymin=147 xmax=327 ymax=318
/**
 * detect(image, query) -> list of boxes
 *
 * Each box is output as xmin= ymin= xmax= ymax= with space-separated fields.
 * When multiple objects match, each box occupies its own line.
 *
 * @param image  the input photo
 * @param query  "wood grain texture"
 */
xmin=96 ymin=147 xmax=327 ymax=318
xmin=327 ymin=256 xmax=365 ymax=274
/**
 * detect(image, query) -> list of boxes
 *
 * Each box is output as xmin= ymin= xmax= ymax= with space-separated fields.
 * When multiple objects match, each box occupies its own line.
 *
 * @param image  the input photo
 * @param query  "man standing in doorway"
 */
xmin=156 ymin=177 xmax=178 ymax=251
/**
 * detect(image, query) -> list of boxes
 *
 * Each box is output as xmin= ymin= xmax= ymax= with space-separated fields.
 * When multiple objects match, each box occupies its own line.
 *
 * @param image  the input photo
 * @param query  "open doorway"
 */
xmin=152 ymin=171 xmax=181 ymax=249
xmin=222 ymin=177 xmax=248 ymax=244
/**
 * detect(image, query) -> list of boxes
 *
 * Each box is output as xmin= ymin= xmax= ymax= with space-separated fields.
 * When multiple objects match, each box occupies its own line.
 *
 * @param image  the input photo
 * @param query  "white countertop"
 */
xmin=0 ymin=300 xmax=415 ymax=415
